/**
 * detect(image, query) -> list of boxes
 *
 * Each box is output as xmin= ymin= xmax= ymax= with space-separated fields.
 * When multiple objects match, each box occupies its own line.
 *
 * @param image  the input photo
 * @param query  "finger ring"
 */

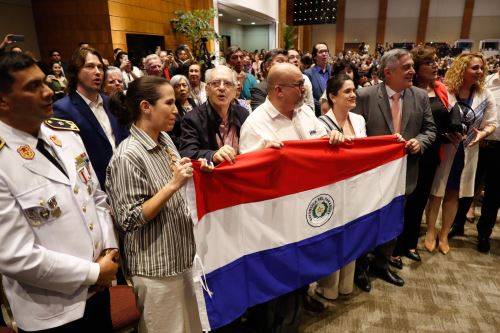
xmin=186 ymin=166 xmax=193 ymax=173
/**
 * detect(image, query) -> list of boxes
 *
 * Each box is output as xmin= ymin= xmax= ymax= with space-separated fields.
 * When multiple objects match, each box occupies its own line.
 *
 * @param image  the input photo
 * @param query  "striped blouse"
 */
xmin=105 ymin=125 xmax=195 ymax=277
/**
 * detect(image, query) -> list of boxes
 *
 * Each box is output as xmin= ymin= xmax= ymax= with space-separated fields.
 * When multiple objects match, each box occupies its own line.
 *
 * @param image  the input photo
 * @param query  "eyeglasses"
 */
xmin=208 ymin=80 xmax=235 ymax=88
xmin=277 ymin=80 xmax=305 ymax=89
xmin=288 ymin=55 xmax=300 ymax=60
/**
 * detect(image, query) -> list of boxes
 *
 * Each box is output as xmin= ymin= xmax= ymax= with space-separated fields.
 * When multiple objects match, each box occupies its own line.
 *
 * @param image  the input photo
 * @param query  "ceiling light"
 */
xmin=251 ymin=22 xmax=255 ymax=25
xmin=218 ymin=13 xmax=223 ymax=16
xmin=237 ymin=18 xmax=242 ymax=22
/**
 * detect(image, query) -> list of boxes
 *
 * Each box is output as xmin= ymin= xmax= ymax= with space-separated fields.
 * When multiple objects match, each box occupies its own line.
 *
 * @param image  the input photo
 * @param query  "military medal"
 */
xmin=25 ymin=207 xmax=42 ymax=226
xmin=75 ymin=152 xmax=92 ymax=185
xmin=49 ymin=135 xmax=62 ymax=147
xmin=17 ymin=145 xmax=35 ymax=160
xmin=47 ymin=196 xmax=61 ymax=218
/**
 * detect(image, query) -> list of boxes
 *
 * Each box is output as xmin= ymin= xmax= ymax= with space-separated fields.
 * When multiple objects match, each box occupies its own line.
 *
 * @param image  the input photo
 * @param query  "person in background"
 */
xmin=305 ymin=43 xmax=331 ymax=116
xmin=102 ymin=66 xmax=124 ymax=96
xmin=169 ymin=74 xmax=197 ymax=148
xmin=144 ymin=54 xmax=164 ymax=77
xmin=188 ymin=63 xmax=206 ymax=105
xmin=226 ymin=46 xmax=257 ymax=100
xmin=116 ymin=51 xmax=142 ymax=89
xmin=288 ymin=48 xmax=315 ymax=111
xmin=46 ymin=61 xmax=68 ymax=100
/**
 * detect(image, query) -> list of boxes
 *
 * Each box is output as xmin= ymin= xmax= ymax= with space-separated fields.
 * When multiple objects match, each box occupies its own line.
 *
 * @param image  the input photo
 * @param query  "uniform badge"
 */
xmin=47 ymin=196 xmax=62 ymax=218
xmin=49 ymin=135 xmax=62 ymax=147
xmin=0 ymin=137 xmax=5 ymax=151
xmin=17 ymin=145 xmax=35 ymax=160
xmin=24 ymin=207 xmax=50 ymax=226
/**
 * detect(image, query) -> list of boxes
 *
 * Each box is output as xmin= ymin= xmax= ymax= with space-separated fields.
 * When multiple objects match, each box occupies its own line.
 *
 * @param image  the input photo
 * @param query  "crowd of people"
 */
xmin=0 ymin=30 xmax=499 ymax=333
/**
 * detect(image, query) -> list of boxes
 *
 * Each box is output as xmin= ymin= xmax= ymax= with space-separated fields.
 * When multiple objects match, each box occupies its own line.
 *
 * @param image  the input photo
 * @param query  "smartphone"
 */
xmin=166 ymin=49 xmax=173 ymax=55
xmin=9 ymin=34 xmax=25 ymax=42
xmin=123 ymin=54 xmax=128 ymax=61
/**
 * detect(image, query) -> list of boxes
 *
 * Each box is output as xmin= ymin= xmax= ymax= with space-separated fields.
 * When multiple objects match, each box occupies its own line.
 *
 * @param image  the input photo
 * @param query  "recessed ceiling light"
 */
xmin=218 ymin=13 xmax=223 ymax=16
xmin=237 ymin=18 xmax=242 ymax=22
xmin=251 ymin=22 xmax=255 ymax=25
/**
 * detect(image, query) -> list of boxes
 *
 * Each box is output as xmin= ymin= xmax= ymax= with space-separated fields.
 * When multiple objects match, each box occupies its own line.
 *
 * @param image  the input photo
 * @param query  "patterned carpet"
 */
xmin=301 ymin=217 xmax=500 ymax=333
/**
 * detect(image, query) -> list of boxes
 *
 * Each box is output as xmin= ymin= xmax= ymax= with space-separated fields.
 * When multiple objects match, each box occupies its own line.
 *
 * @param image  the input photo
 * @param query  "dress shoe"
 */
xmin=371 ymin=266 xmax=404 ymax=287
xmin=448 ymin=223 xmax=465 ymax=239
xmin=315 ymin=287 xmax=337 ymax=301
xmin=303 ymin=294 xmax=325 ymax=314
xmin=403 ymin=249 xmax=421 ymax=262
xmin=388 ymin=256 xmax=403 ymax=270
xmin=477 ymin=236 xmax=491 ymax=253
xmin=354 ymin=270 xmax=371 ymax=292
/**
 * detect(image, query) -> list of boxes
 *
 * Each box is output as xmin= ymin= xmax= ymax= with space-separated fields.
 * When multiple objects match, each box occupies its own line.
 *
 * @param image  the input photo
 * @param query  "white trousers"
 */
xmin=132 ymin=270 xmax=202 ymax=333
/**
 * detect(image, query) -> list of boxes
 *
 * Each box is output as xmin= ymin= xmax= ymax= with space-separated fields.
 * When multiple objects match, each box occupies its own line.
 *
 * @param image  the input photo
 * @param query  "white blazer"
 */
xmin=0 ymin=120 xmax=117 ymax=331
xmin=322 ymin=109 xmax=367 ymax=138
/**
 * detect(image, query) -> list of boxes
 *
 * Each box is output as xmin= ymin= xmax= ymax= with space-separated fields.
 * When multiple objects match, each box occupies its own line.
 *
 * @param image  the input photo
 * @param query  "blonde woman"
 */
xmin=426 ymin=53 xmax=497 ymax=254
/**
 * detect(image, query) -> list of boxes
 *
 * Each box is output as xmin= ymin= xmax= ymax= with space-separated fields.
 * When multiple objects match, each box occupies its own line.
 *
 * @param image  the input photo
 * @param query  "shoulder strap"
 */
xmin=318 ymin=114 xmax=343 ymax=133
xmin=44 ymin=118 xmax=80 ymax=131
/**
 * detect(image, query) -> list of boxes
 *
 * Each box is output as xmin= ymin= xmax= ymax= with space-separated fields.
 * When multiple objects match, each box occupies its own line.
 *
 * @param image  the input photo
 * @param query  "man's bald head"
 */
xmin=267 ymin=63 xmax=302 ymax=91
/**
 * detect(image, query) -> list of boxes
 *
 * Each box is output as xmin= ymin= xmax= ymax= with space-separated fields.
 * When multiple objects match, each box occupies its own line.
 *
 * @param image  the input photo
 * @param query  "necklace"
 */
xmin=165 ymin=147 xmax=178 ymax=173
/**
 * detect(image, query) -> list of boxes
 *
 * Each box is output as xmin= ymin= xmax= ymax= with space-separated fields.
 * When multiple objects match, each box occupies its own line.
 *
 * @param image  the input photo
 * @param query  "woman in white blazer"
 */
xmin=426 ymin=53 xmax=497 ymax=255
xmin=316 ymin=74 xmax=366 ymax=300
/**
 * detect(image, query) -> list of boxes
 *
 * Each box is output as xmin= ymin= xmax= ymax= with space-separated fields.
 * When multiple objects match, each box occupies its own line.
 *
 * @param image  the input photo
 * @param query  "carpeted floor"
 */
xmin=300 ymin=217 xmax=500 ymax=333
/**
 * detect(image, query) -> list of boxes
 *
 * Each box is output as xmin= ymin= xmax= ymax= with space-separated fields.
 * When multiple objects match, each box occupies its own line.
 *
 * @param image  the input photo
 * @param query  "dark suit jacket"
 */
xmin=179 ymin=101 xmax=249 ymax=162
xmin=304 ymin=64 xmax=331 ymax=116
xmin=53 ymin=92 xmax=129 ymax=189
xmin=352 ymin=83 xmax=436 ymax=194
xmin=250 ymin=79 xmax=268 ymax=111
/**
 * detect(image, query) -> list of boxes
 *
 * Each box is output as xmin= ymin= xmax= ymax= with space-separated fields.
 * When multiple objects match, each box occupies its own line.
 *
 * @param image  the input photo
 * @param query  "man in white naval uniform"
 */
xmin=0 ymin=52 xmax=119 ymax=332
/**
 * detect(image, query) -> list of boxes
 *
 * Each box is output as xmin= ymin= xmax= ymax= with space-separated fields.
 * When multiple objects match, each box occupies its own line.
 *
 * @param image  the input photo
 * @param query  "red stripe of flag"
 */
xmin=191 ymin=135 xmax=406 ymax=221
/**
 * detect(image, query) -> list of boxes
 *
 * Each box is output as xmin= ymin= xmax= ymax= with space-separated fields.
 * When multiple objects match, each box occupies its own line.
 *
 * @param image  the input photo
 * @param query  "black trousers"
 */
xmin=356 ymin=238 xmax=397 ymax=274
xmin=395 ymin=144 xmax=440 ymax=254
xmin=19 ymin=289 xmax=113 ymax=333
xmin=453 ymin=141 xmax=500 ymax=237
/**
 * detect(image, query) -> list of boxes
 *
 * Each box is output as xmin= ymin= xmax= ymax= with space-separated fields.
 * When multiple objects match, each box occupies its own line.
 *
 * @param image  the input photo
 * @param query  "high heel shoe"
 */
xmin=438 ymin=235 xmax=450 ymax=255
xmin=424 ymin=234 xmax=437 ymax=253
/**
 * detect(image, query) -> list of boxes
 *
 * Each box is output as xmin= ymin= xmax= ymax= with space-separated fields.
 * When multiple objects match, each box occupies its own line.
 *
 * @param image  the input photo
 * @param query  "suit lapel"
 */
xmin=70 ymin=93 xmax=109 ymax=142
xmin=377 ymin=84 xmax=394 ymax=133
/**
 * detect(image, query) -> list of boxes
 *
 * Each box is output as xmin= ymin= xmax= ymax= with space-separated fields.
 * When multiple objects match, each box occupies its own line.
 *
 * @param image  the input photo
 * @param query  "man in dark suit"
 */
xmin=250 ymin=48 xmax=288 ymax=111
xmin=304 ymin=42 xmax=331 ymax=116
xmin=352 ymin=48 xmax=436 ymax=290
xmin=54 ymin=47 xmax=129 ymax=189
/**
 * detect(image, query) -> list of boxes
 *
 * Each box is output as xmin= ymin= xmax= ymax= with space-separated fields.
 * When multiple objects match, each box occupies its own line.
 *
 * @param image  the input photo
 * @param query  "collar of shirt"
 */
xmin=263 ymin=97 xmax=299 ymax=120
xmin=76 ymin=90 xmax=103 ymax=109
xmin=130 ymin=124 xmax=169 ymax=151
xmin=314 ymin=63 xmax=330 ymax=75
xmin=0 ymin=120 xmax=38 ymax=148
xmin=385 ymin=85 xmax=405 ymax=99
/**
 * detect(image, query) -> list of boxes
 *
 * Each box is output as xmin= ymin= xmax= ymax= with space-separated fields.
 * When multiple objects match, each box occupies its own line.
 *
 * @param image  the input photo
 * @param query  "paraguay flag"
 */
xmin=186 ymin=135 xmax=407 ymax=331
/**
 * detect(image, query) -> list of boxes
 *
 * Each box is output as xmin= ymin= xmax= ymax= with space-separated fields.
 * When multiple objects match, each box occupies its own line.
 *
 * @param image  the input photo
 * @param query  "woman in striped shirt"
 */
xmin=106 ymin=76 xmax=209 ymax=333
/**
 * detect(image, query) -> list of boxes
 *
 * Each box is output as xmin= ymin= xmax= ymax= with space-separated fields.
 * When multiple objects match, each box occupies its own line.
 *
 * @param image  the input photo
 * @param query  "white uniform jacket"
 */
xmin=0 ymin=119 xmax=118 ymax=331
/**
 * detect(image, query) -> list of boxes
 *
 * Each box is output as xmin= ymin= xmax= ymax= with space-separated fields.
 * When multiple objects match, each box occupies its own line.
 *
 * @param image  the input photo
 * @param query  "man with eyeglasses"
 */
xmin=304 ymin=43 xmax=331 ymax=116
xmin=288 ymin=49 xmax=315 ymax=111
xmin=226 ymin=46 xmax=257 ymax=100
xmin=180 ymin=65 xmax=249 ymax=165
xmin=240 ymin=64 xmax=346 ymax=330
xmin=54 ymin=47 xmax=129 ymax=189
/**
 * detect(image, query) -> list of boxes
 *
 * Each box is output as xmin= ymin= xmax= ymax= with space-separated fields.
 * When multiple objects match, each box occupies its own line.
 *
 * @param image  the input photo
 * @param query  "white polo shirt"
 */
xmin=239 ymin=97 xmax=327 ymax=154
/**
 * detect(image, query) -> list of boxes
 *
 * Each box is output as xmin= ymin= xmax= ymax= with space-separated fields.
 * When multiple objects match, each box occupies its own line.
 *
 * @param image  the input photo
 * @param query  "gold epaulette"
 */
xmin=44 ymin=118 xmax=80 ymax=132
xmin=0 ymin=137 xmax=4 ymax=151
